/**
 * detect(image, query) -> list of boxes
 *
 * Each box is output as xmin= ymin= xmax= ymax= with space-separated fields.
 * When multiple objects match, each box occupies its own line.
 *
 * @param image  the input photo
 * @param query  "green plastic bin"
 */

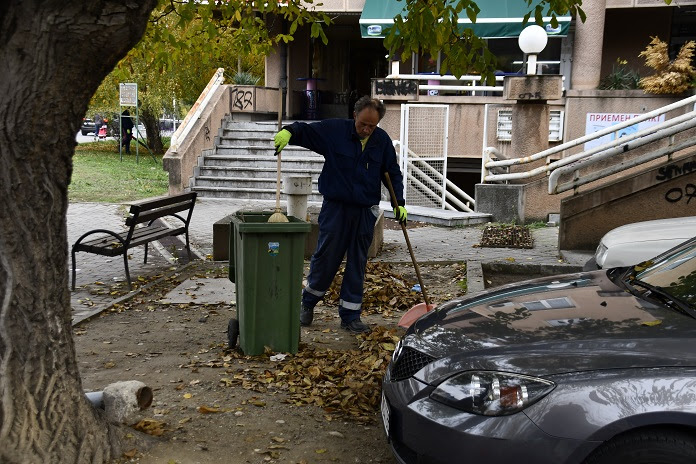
xmin=228 ymin=212 xmax=310 ymax=355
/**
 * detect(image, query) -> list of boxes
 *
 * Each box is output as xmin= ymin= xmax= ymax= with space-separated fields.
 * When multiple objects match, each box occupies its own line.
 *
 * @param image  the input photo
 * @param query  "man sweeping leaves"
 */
xmin=274 ymin=96 xmax=407 ymax=333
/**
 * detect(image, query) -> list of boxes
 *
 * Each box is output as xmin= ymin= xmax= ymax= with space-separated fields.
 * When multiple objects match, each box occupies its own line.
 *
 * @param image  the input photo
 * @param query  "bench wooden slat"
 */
xmin=127 ymin=201 xmax=194 ymax=226
xmin=129 ymin=192 xmax=196 ymax=211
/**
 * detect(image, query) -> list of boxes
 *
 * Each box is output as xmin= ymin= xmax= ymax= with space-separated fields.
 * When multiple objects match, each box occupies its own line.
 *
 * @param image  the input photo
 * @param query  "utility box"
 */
xmin=228 ymin=212 xmax=310 ymax=355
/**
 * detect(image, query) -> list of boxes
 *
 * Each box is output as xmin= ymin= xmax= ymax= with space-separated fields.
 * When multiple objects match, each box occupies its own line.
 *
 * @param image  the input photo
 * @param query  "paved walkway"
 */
xmin=68 ymin=198 xmax=590 ymax=325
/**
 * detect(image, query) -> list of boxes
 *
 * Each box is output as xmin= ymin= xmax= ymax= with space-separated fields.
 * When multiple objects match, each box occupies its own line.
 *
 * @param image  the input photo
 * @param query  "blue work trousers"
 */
xmin=302 ymin=199 xmax=378 ymax=322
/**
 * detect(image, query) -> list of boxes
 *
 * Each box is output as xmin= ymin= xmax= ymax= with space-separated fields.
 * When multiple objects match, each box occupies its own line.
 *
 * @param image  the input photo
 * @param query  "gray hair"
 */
xmin=353 ymin=96 xmax=386 ymax=120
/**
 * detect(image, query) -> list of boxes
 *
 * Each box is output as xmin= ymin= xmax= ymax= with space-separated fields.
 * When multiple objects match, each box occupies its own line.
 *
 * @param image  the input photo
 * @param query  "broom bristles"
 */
xmin=268 ymin=209 xmax=289 ymax=223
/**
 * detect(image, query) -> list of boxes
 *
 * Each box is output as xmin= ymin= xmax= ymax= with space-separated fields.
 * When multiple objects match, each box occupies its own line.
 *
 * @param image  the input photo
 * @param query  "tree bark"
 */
xmin=140 ymin=107 xmax=164 ymax=155
xmin=0 ymin=1 xmax=157 ymax=462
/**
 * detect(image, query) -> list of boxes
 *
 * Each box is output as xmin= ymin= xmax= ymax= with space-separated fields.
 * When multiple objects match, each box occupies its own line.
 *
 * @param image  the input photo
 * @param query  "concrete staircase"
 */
xmin=191 ymin=119 xmax=324 ymax=201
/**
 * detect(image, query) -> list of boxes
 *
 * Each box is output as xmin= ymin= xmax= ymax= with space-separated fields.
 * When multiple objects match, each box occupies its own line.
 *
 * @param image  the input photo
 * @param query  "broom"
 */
xmin=268 ymin=86 xmax=289 ymax=223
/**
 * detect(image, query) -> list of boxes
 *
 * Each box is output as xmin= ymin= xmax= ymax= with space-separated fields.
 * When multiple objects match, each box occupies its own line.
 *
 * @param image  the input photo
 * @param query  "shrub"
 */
xmin=598 ymin=58 xmax=640 ymax=90
xmin=639 ymin=37 xmax=696 ymax=94
xmin=231 ymin=71 xmax=260 ymax=85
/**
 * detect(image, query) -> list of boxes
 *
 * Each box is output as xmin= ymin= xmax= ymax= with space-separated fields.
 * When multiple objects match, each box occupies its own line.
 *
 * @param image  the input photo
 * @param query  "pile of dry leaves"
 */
xmin=186 ymin=326 xmax=401 ymax=424
xmin=480 ymin=224 xmax=534 ymax=249
xmin=324 ymin=262 xmax=422 ymax=315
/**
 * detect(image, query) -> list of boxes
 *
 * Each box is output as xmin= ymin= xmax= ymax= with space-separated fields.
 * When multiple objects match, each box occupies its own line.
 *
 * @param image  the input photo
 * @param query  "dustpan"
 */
xmin=398 ymin=302 xmax=436 ymax=328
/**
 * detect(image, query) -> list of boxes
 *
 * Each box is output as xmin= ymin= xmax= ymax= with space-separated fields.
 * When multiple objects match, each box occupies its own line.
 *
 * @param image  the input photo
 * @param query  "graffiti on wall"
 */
xmin=665 ymin=184 xmax=695 ymax=205
xmin=656 ymin=160 xmax=696 ymax=181
xmin=372 ymin=79 xmax=418 ymax=100
xmin=231 ymin=87 xmax=254 ymax=111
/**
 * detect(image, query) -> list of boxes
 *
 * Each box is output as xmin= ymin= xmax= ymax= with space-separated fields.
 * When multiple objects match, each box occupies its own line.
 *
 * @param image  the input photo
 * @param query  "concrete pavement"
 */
xmin=68 ymin=197 xmax=591 ymax=325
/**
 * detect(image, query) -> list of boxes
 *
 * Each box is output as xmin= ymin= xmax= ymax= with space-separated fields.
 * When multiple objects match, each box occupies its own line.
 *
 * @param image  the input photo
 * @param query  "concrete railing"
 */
xmin=163 ymin=69 xmax=229 ymax=194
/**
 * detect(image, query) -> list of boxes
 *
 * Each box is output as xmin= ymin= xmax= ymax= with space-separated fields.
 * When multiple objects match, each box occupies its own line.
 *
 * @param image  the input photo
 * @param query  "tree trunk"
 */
xmin=0 ymin=1 xmax=157 ymax=462
xmin=140 ymin=108 xmax=164 ymax=155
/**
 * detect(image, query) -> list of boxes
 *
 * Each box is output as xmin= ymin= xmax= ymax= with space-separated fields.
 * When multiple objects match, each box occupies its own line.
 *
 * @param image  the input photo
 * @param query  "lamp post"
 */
xmin=518 ymin=25 xmax=548 ymax=75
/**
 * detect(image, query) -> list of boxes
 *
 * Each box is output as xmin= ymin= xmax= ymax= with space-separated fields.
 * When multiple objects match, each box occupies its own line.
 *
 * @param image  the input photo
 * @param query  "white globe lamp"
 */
xmin=518 ymin=25 xmax=548 ymax=75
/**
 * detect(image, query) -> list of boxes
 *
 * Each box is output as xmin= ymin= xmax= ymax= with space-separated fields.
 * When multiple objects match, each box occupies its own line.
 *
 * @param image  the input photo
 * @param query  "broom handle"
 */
xmin=384 ymin=172 xmax=430 ymax=306
xmin=275 ymin=88 xmax=283 ymax=212
xmin=276 ymin=153 xmax=282 ymax=211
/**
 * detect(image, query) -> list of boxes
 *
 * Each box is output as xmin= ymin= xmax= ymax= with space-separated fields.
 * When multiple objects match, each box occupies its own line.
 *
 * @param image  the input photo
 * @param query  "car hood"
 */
xmin=408 ymin=271 xmax=696 ymax=383
xmin=602 ymin=216 xmax=696 ymax=248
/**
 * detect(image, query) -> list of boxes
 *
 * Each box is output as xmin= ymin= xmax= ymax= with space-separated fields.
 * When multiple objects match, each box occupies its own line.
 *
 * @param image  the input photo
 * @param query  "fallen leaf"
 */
xmin=197 ymin=405 xmax=220 ymax=414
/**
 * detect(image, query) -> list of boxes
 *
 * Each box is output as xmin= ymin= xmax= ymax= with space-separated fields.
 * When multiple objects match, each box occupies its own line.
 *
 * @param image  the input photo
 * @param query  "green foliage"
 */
xmin=70 ymin=141 xmax=168 ymax=202
xmin=232 ymin=71 xmax=261 ymax=85
xmin=526 ymin=221 xmax=548 ymax=230
xmin=599 ymin=58 xmax=640 ymax=90
xmin=137 ymin=0 xmax=331 ymax=73
xmin=457 ymin=279 xmax=468 ymax=293
xmin=384 ymin=0 xmax=588 ymax=83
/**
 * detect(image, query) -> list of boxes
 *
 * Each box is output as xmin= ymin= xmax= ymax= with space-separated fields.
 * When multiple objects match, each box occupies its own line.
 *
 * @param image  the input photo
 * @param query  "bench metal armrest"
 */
xmin=72 ymin=229 xmax=127 ymax=250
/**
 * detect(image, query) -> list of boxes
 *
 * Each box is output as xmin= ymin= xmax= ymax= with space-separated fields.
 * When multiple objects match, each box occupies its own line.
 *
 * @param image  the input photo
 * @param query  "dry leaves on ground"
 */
xmin=324 ymin=262 xmax=422 ymax=315
xmin=185 ymin=327 xmax=401 ymax=424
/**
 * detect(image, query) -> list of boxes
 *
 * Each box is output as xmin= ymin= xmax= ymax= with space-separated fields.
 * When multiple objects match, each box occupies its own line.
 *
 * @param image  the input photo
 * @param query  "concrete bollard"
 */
xmin=283 ymin=175 xmax=312 ymax=221
xmin=87 ymin=380 xmax=153 ymax=424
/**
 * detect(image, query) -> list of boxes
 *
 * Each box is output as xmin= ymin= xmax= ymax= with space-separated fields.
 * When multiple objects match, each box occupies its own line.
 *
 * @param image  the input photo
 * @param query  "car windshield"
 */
xmin=627 ymin=239 xmax=696 ymax=311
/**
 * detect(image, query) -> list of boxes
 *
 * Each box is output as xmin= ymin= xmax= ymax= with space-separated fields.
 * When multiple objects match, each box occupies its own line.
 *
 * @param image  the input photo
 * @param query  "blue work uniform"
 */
xmin=284 ymin=119 xmax=405 ymax=322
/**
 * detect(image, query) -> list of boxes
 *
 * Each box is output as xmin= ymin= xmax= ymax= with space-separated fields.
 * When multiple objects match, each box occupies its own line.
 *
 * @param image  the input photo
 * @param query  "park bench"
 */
xmin=71 ymin=192 xmax=197 ymax=290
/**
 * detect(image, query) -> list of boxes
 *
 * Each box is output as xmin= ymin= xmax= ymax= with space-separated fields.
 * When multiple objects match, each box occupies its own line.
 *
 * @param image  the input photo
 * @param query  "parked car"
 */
xmin=80 ymin=118 xmax=95 ymax=135
xmin=584 ymin=216 xmax=696 ymax=270
xmin=381 ymin=236 xmax=696 ymax=464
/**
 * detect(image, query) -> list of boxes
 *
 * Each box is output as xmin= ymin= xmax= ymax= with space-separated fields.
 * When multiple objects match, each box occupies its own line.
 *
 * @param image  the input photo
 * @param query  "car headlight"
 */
xmin=595 ymin=243 xmax=609 ymax=267
xmin=430 ymin=371 xmax=555 ymax=416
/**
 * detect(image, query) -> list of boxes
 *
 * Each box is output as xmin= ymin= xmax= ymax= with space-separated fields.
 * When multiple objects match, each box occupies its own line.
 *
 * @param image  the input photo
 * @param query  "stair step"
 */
xmin=195 ymin=175 xmax=319 ymax=187
xmin=198 ymin=166 xmax=322 ymax=178
xmin=192 ymin=185 xmax=323 ymax=201
xmin=192 ymin=119 xmax=326 ymax=201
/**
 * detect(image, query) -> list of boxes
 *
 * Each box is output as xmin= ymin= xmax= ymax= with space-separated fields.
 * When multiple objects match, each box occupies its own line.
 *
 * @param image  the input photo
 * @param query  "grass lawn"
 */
xmin=69 ymin=140 xmax=169 ymax=203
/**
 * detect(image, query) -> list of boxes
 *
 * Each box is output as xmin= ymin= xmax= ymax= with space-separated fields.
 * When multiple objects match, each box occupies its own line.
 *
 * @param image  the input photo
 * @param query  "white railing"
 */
xmin=480 ymin=94 xmax=696 ymax=193
xmin=170 ymin=68 xmax=225 ymax=152
xmin=386 ymin=73 xmax=565 ymax=96
xmin=393 ymin=140 xmax=476 ymax=212
xmin=386 ymin=73 xmax=505 ymax=96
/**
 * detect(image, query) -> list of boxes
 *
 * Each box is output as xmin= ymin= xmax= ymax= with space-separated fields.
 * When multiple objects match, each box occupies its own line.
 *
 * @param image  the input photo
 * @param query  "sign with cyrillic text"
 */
xmin=584 ymin=113 xmax=665 ymax=150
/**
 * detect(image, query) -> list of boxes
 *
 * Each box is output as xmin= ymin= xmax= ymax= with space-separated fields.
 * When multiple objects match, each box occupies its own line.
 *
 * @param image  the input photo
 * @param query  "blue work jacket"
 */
xmin=285 ymin=119 xmax=405 ymax=208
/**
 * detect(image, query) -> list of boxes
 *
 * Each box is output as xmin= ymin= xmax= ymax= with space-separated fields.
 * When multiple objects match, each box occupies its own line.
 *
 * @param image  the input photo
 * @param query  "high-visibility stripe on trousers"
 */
xmin=301 ymin=199 xmax=378 ymax=323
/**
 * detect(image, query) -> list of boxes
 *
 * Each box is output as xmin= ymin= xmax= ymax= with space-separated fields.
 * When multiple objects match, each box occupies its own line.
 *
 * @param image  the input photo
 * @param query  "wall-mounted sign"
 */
xmin=367 ymin=25 xmax=382 ymax=36
xmin=584 ymin=112 xmax=665 ymax=150
xmin=371 ymin=79 xmax=418 ymax=101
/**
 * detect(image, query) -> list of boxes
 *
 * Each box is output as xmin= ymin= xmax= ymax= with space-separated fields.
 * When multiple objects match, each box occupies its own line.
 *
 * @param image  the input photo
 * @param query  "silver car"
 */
xmin=382 ymin=237 xmax=696 ymax=464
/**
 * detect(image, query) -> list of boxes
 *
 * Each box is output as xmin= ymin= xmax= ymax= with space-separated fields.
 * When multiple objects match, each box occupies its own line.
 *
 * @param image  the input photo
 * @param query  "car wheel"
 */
xmin=584 ymin=429 xmax=696 ymax=464
xmin=227 ymin=318 xmax=239 ymax=349
xmin=81 ymin=130 xmax=88 ymax=136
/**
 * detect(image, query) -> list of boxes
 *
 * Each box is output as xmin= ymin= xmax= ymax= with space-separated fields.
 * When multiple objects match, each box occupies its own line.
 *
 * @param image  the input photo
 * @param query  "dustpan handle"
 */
xmin=383 ymin=172 xmax=431 ymax=307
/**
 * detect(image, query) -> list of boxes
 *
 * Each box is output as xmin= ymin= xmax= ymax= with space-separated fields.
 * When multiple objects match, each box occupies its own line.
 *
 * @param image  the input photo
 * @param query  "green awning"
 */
xmin=359 ymin=0 xmax=571 ymax=39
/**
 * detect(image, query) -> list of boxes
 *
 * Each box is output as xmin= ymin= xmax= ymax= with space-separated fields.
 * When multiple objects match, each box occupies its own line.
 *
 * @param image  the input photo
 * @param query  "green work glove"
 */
xmin=273 ymin=129 xmax=292 ymax=154
xmin=393 ymin=206 xmax=408 ymax=225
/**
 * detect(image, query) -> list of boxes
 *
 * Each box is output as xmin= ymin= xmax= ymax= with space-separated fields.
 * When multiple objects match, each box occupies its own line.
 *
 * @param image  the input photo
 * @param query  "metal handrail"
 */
xmin=170 ymin=68 xmax=225 ymax=152
xmin=548 ymin=118 xmax=696 ymax=194
xmin=385 ymin=73 xmax=565 ymax=95
xmin=484 ymin=109 xmax=696 ymax=182
xmin=386 ymin=73 xmax=505 ymax=95
xmin=482 ymin=94 xmax=696 ymax=181
xmin=393 ymin=140 xmax=475 ymax=212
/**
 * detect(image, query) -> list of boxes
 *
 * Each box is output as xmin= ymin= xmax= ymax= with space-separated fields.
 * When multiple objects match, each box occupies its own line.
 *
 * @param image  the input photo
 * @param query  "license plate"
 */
xmin=381 ymin=392 xmax=391 ymax=438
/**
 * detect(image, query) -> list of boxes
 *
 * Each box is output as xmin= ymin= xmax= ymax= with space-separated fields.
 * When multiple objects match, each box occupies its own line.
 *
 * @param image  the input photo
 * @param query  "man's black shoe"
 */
xmin=300 ymin=304 xmax=313 ymax=326
xmin=340 ymin=319 xmax=370 ymax=334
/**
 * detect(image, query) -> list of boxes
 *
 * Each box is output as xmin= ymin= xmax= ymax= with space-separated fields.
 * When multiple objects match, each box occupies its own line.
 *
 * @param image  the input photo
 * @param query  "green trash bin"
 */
xmin=227 ymin=212 xmax=310 ymax=355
